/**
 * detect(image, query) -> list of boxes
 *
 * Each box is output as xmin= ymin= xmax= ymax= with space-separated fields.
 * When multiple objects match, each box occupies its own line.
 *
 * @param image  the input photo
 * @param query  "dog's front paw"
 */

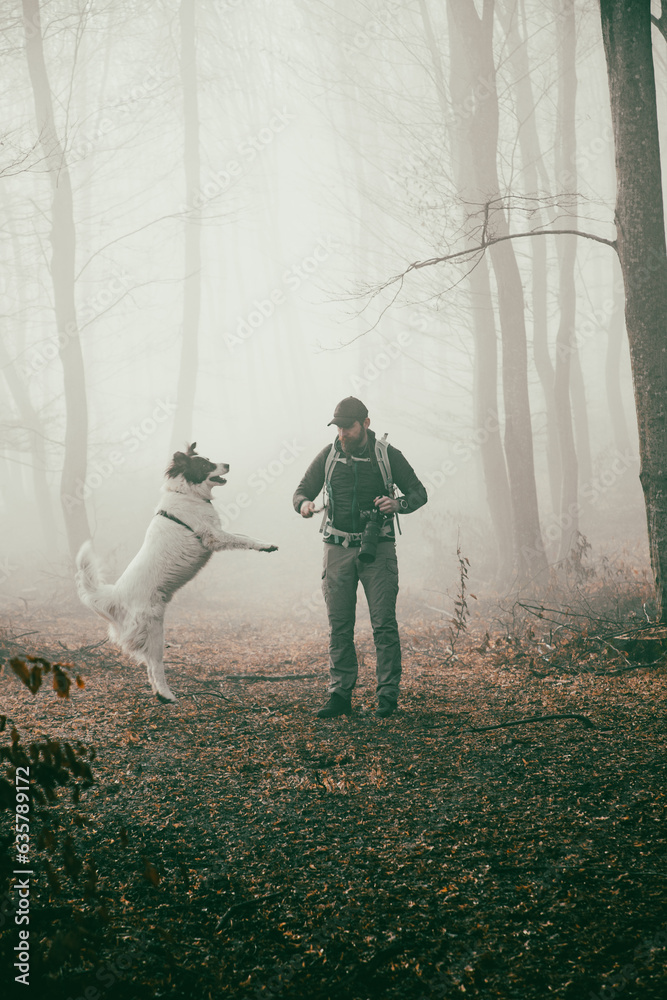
xmin=260 ymin=544 xmax=279 ymax=552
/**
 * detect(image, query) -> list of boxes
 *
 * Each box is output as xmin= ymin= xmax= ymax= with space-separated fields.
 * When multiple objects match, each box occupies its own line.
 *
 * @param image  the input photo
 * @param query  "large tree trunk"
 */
xmin=606 ymin=264 xmax=632 ymax=454
xmin=448 ymin=0 xmax=547 ymax=584
xmin=0 ymin=339 xmax=58 ymax=554
xmin=22 ymin=0 xmax=90 ymax=558
xmin=600 ymin=0 xmax=667 ymax=618
xmin=0 ymin=199 xmax=59 ymax=553
xmin=500 ymin=0 xmax=561 ymax=516
xmin=467 ymin=259 xmax=514 ymax=580
xmin=553 ymin=0 xmax=580 ymax=560
xmin=419 ymin=0 xmax=513 ymax=581
xmin=171 ymin=0 xmax=202 ymax=450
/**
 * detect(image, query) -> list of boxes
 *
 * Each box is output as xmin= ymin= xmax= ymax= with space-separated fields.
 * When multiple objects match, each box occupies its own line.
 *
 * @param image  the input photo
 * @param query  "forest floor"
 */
xmin=0 ymin=590 xmax=666 ymax=1000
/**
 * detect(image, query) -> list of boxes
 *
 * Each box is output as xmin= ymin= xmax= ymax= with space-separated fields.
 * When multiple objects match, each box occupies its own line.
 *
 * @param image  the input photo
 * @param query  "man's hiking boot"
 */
xmin=375 ymin=698 xmax=397 ymax=719
xmin=317 ymin=693 xmax=352 ymax=719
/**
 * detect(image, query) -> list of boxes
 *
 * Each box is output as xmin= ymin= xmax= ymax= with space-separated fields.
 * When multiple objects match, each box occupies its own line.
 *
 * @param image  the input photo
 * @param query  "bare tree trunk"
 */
xmin=606 ymin=263 xmax=632 ymax=454
xmin=467 ymin=260 xmax=514 ymax=580
xmin=0 ymin=192 xmax=59 ymax=552
xmin=0 ymin=340 xmax=58 ymax=554
xmin=569 ymin=347 xmax=592 ymax=481
xmin=419 ymin=0 xmax=513 ymax=581
xmin=171 ymin=0 xmax=202 ymax=450
xmin=553 ymin=0 xmax=580 ymax=560
xmin=555 ymin=0 xmax=592 ymax=489
xmin=447 ymin=0 xmax=547 ymax=584
xmin=501 ymin=0 xmax=561 ymax=516
xmin=600 ymin=0 xmax=667 ymax=618
xmin=22 ymin=0 xmax=90 ymax=558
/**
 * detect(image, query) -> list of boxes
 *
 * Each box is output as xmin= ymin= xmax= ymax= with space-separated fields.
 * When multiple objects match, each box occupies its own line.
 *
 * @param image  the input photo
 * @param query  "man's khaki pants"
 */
xmin=321 ymin=541 xmax=401 ymax=704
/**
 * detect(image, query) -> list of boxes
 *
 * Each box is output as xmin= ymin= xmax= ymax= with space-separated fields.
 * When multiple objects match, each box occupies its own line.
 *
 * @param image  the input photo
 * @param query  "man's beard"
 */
xmin=342 ymin=432 xmax=367 ymax=455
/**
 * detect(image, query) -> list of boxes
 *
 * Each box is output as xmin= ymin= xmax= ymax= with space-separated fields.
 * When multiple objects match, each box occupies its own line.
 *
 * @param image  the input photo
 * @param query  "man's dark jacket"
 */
xmin=293 ymin=429 xmax=427 ymax=535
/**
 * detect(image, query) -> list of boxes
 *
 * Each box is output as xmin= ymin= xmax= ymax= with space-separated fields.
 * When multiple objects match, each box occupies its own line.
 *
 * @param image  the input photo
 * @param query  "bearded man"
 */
xmin=293 ymin=396 xmax=427 ymax=718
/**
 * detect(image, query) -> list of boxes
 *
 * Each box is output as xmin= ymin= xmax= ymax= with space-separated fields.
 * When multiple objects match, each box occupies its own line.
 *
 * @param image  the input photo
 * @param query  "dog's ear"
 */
xmin=186 ymin=442 xmax=197 ymax=456
xmin=166 ymin=450 xmax=188 ymax=478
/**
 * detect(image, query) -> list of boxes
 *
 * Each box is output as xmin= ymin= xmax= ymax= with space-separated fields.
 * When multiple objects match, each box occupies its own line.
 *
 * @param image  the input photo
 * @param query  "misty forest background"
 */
xmin=0 ymin=0 xmax=656 ymax=608
xmin=1 ymin=2 xmax=667 ymax=1000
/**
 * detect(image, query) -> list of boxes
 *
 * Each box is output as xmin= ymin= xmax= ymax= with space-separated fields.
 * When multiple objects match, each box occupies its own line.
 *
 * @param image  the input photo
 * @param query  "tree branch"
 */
xmin=386 ymin=227 xmax=616 ymax=289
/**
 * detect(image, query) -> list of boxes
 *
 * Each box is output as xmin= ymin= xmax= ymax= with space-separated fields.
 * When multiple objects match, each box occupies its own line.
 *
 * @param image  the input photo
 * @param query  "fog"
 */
xmin=0 ymin=0 xmax=651 ymax=619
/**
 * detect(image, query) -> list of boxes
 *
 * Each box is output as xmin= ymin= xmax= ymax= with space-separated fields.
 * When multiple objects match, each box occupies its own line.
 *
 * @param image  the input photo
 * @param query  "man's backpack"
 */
xmin=320 ymin=433 xmax=401 ymax=534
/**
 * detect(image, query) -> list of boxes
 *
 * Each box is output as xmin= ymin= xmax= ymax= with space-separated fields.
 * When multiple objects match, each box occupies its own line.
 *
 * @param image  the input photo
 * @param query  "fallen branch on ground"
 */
xmin=184 ymin=690 xmax=231 ymax=701
xmin=58 ymin=638 xmax=109 ymax=656
xmin=215 ymin=891 xmax=283 ymax=930
xmin=469 ymin=713 xmax=594 ymax=732
xmin=597 ymin=659 xmax=666 ymax=676
xmin=225 ymin=673 xmax=320 ymax=682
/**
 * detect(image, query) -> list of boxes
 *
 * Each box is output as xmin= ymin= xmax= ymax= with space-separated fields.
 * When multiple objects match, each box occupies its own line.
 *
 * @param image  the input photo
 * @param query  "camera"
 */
xmin=358 ymin=505 xmax=390 ymax=563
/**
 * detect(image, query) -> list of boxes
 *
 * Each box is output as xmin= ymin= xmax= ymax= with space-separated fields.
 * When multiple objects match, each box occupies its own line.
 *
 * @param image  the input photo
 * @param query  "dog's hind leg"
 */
xmin=142 ymin=614 xmax=176 ymax=704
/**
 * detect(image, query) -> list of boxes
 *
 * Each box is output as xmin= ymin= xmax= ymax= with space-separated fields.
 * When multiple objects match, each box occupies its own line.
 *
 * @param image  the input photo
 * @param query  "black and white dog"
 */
xmin=75 ymin=443 xmax=278 ymax=702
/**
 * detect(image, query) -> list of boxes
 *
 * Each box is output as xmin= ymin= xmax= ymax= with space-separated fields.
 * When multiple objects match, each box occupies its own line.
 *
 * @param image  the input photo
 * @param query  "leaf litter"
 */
xmin=0 ymin=599 xmax=665 ymax=1000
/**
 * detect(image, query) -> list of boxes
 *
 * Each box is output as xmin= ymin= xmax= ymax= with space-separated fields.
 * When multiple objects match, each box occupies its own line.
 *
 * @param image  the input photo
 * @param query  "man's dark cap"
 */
xmin=328 ymin=396 xmax=369 ymax=428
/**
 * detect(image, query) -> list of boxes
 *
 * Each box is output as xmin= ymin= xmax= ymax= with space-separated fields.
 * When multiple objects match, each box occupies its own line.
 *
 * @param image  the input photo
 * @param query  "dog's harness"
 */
xmin=156 ymin=509 xmax=204 ymax=544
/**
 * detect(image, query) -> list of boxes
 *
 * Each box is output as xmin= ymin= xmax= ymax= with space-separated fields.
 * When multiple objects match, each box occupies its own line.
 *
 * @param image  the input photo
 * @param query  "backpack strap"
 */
xmin=319 ymin=441 xmax=339 ymax=533
xmin=375 ymin=432 xmax=401 ymax=535
xmin=319 ymin=434 xmax=402 ymax=536
xmin=374 ymin=433 xmax=393 ymax=492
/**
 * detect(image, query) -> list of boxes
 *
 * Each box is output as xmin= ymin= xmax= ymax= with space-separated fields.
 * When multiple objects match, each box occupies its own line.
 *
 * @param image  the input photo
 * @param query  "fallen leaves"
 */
xmin=0 ymin=606 xmax=665 ymax=999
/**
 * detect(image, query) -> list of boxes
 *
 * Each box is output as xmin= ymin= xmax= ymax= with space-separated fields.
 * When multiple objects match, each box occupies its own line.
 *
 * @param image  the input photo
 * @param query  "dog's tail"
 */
xmin=75 ymin=541 xmax=119 ymax=624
